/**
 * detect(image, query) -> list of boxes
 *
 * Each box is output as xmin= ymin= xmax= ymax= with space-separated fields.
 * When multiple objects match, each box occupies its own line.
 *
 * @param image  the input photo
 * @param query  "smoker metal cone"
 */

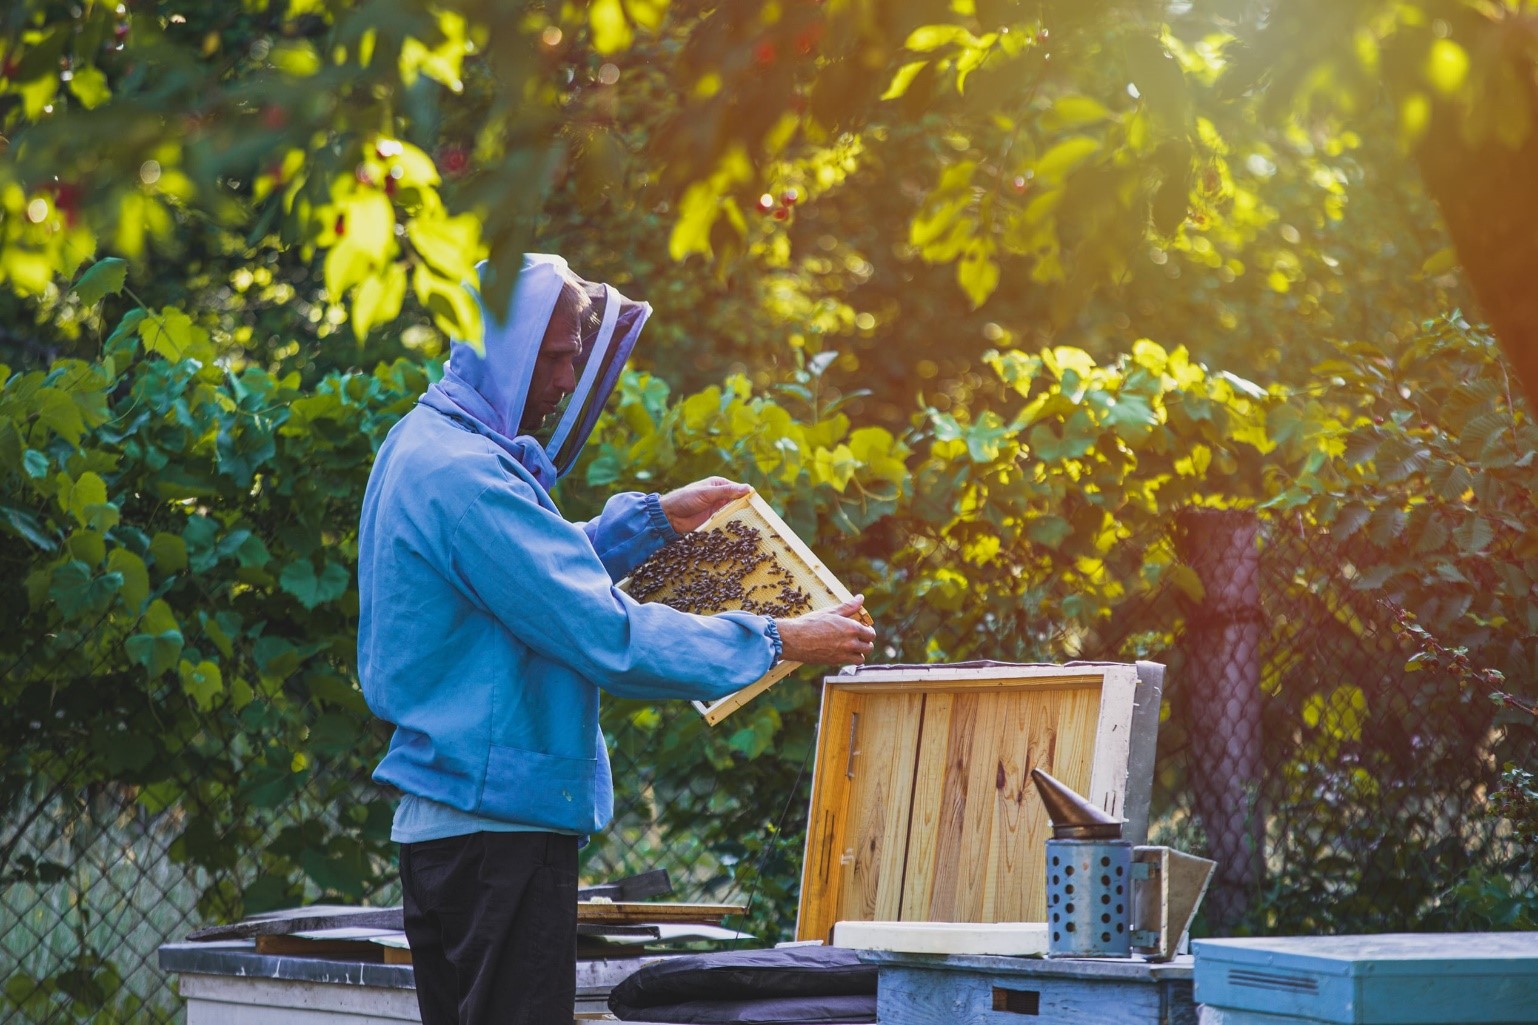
xmin=1030 ymin=767 xmax=1124 ymax=840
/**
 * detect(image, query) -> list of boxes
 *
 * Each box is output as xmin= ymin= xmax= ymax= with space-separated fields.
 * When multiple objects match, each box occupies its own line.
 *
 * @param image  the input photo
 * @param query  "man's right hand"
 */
xmin=775 ymin=596 xmax=877 ymax=666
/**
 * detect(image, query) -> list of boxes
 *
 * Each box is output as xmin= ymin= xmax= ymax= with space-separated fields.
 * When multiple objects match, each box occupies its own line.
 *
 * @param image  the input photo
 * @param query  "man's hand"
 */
xmin=659 ymin=477 xmax=752 ymax=534
xmin=776 ymin=596 xmax=877 ymax=666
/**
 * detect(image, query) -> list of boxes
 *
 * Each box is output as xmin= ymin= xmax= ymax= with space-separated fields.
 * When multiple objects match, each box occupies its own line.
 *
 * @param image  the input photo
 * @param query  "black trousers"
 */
xmin=400 ymin=831 xmax=579 ymax=1025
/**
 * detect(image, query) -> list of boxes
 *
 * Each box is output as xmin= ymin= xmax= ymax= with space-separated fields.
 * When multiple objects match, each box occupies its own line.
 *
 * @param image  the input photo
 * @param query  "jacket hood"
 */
xmin=419 ymin=253 xmax=651 ymax=489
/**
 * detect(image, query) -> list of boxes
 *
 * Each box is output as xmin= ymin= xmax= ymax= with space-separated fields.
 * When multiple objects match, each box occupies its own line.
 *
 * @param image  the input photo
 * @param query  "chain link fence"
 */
xmin=3 ymin=507 xmax=1534 ymax=1023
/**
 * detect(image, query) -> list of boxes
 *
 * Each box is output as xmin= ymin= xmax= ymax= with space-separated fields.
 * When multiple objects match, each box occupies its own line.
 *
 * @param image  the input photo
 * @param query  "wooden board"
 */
xmin=831 ymin=920 xmax=1049 ymax=956
xmin=618 ymin=491 xmax=868 ymax=725
xmin=577 ymin=901 xmax=743 ymax=924
xmin=796 ymin=663 xmax=1148 ymax=942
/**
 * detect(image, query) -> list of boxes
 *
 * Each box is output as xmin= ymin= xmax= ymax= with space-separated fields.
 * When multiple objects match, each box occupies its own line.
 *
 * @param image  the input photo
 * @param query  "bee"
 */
xmin=629 ymin=521 xmax=814 ymax=618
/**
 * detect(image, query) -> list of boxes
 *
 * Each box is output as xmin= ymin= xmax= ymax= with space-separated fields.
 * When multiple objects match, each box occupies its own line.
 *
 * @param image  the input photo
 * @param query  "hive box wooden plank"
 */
xmin=860 ymin=950 xmax=1195 ymax=1025
xmin=619 ymin=491 xmax=867 ymax=725
xmin=796 ymin=662 xmax=1160 ymax=943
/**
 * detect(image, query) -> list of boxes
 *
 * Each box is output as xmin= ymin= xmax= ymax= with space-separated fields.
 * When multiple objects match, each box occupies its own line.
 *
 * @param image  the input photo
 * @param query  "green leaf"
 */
xmin=1027 ymin=515 xmax=1073 ymax=549
xmin=141 ymin=308 xmax=210 ymax=361
xmin=71 ymin=257 xmax=128 ymax=305
xmin=22 ymin=449 xmax=48 ymax=479
xmin=0 ymin=505 xmax=57 ymax=550
xmin=67 ymin=65 xmax=111 ymax=109
xmin=49 ymin=560 xmax=121 ymax=617
xmin=126 ymin=629 xmax=183 ymax=679
xmin=1452 ymin=516 xmax=1494 ymax=554
xmin=108 ymin=548 xmax=149 ymax=610
xmin=65 ymin=470 xmax=108 ymax=525
xmin=149 ymin=531 xmax=188 ymax=573
xmin=280 ymin=559 xmax=350 ymax=609
xmin=105 ymin=308 xmax=147 ymax=358
xmin=178 ymin=659 xmax=224 ymax=711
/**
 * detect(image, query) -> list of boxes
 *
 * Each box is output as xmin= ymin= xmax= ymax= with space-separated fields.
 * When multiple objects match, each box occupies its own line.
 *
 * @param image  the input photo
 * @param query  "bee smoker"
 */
xmin=1032 ymin=767 xmax=1133 ymax=958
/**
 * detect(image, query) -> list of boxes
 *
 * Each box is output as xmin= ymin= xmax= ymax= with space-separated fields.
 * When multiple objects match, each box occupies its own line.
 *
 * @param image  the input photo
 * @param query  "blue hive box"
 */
xmin=1193 ymin=933 xmax=1538 ymax=1025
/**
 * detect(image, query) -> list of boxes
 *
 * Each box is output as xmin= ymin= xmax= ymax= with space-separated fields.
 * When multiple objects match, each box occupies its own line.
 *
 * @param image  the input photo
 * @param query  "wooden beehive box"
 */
xmin=796 ymin=662 xmax=1163 ymax=942
xmin=620 ymin=491 xmax=867 ymax=725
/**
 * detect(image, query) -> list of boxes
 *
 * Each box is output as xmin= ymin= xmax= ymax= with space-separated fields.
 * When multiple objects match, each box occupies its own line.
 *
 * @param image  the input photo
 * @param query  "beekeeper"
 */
xmin=357 ymin=253 xmax=875 ymax=1025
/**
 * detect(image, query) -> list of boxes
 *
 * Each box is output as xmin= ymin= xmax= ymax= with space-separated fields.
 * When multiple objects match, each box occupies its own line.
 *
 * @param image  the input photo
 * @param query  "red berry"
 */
xmin=1010 ymin=175 xmax=1029 ymax=194
xmin=438 ymin=145 xmax=468 ymax=176
xmin=757 ymin=193 xmax=776 ymax=213
xmin=1036 ymin=28 xmax=1050 ymax=43
xmin=754 ymin=41 xmax=777 ymax=66
xmin=334 ymin=214 xmax=346 ymax=237
xmin=772 ymin=207 xmax=789 ymax=221
xmin=780 ymin=188 xmax=799 ymax=206
xmin=384 ymin=176 xmax=398 ymax=196
xmin=115 ymin=23 xmax=130 ymax=41
xmin=1373 ymin=416 xmax=1385 ymax=425
xmin=355 ymin=164 xmax=375 ymax=187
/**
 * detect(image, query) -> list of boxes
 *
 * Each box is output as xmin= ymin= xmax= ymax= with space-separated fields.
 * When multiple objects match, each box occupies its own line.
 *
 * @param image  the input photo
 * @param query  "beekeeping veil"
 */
xmin=418 ymin=253 xmax=652 ymax=490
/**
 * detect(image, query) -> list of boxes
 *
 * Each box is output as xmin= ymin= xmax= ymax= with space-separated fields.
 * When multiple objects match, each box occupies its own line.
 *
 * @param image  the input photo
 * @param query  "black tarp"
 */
xmin=608 ymin=946 xmax=877 ymax=1024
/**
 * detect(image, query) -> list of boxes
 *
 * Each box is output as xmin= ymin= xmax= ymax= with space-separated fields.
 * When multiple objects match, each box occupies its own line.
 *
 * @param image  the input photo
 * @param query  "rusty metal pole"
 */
xmin=1174 ymin=507 xmax=1263 ymax=932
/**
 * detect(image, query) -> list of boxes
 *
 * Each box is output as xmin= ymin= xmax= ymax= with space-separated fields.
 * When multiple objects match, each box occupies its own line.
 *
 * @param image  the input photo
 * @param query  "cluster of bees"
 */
xmin=627 ymin=520 xmax=814 ymax=618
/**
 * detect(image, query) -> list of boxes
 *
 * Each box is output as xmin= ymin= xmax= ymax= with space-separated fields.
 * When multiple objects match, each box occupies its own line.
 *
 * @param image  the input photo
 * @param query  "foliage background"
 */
xmin=2 ymin=0 xmax=1536 ymax=1021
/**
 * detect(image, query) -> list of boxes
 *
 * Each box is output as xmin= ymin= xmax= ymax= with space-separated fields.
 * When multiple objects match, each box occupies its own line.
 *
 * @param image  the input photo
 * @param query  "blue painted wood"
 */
xmin=861 ymin=952 xmax=1195 ymax=1025
xmin=1193 ymin=933 xmax=1538 ymax=1025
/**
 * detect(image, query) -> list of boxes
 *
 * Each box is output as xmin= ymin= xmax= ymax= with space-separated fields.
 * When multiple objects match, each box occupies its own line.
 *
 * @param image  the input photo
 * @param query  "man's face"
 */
xmin=520 ymin=307 xmax=582 ymax=433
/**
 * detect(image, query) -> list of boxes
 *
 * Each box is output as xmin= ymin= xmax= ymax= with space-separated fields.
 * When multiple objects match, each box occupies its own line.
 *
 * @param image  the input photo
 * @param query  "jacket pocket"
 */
xmin=479 ymin=744 xmax=600 ymax=833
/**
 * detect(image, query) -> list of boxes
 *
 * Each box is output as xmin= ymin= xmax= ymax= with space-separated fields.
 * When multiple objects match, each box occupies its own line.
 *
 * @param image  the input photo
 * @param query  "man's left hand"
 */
xmin=660 ymin=477 xmax=752 ymax=534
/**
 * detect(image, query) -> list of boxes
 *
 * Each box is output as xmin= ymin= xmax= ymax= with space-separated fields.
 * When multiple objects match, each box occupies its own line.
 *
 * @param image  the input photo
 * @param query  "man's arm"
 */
xmin=580 ymin=491 xmax=677 ymax=582
xmin=580 ymin=478 xmax=753 ymax=581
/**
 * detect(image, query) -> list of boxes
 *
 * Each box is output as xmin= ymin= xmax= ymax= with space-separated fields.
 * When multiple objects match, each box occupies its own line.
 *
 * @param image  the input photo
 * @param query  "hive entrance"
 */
xmin=627 ymin=521 xmax=814 ymax=619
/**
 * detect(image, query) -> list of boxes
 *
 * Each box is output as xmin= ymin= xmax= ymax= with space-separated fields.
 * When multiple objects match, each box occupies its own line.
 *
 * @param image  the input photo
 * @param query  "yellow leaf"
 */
xmin=1425 ymin=38 xmax=1468 ymax=95
xmin=141 ymin=307 xmax=210 ymax=361
xmin=108 ymin=548 xmax=149 ymax=611
xmin=882 ymin=61 xmax=929 ymax=100
xmin=68 ymin=65 xmax=110 ymax=109
xmin=957 ymin=238 xmax=999 ymax=307
xmin=407 ymin=212 xmax=481 ymax=277
xmin=589 ymin=0 xmax=633 ymax=54
xmin=352 ymin=261 xmax=407 ymax=340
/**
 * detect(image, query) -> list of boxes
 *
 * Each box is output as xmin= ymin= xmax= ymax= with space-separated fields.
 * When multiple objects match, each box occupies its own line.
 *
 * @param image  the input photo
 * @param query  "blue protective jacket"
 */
xmin=357 ymin=256 xmax=779 ymax=834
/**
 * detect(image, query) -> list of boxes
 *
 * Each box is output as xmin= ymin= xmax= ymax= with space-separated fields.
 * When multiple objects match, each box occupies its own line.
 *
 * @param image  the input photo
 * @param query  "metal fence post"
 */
xmin=1175 ymin=507 xmax=1264 ymax=932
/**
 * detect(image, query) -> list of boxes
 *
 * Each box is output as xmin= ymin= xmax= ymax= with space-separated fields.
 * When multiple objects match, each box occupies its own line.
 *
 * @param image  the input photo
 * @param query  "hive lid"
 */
xmin=1192 ymin=933 xmax=1538 ymax=1023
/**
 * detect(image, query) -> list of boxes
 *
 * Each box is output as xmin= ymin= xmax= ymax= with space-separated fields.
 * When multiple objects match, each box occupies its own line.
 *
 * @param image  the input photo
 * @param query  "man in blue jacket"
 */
xmin=358 ymin=254 xmax=875 ymax=1025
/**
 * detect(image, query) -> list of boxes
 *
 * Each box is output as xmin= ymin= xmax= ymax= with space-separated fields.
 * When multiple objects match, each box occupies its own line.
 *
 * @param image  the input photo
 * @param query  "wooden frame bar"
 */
xmin=619 ymin=491 xmax=866 ymax=726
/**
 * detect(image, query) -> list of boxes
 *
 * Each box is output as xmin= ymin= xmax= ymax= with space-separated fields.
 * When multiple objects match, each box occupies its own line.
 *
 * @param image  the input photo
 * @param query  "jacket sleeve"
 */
xmin=449 ymin=475 xmax=778 ymax=702
xmin=579 ymin=491 xmax=678 ymax=582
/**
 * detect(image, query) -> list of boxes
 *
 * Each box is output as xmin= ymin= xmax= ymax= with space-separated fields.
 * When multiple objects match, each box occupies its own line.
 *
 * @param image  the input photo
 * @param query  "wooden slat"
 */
xmin=837 ymin=692 xmax=926 ymax=932
xmin=795 ymin=686 xmax=858 ymax=942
